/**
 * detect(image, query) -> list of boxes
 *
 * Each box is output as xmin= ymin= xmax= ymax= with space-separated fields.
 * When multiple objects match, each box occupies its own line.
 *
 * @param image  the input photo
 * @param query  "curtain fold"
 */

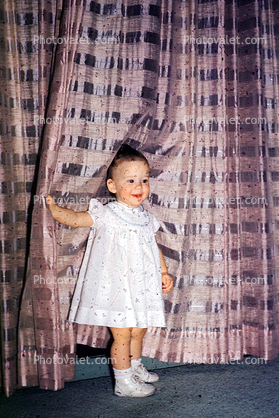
xmin=1 ymin=0 xmax=279 ymax=396
xmin=0 ymin=0 xmax=55 ymax=396
xmin=18 ymin=0 xmax=86 ymax=391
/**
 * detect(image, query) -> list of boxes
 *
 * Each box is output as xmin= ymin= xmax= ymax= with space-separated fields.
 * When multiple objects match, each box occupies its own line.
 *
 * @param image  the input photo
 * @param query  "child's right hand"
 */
xmin=45 ymin=194 xmax=93 ymax=228
xmin=46 ymin=195 xmax=56 ymax=213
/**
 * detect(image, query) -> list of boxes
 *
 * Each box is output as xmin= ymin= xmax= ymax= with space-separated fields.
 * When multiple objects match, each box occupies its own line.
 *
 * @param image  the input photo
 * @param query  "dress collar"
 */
xmin=107 ymin=201 xmax=150 ymax=226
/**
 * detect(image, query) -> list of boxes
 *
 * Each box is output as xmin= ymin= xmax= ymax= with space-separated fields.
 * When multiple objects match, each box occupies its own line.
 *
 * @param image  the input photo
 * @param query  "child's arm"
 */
xmin=46 ymin=195 xmax=93 ymax=228
xmin=158 ymin=246 xmax=173 ymax=294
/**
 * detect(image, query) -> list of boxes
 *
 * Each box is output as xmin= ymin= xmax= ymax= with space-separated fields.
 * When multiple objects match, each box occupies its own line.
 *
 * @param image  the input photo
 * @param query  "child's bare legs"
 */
xmin=110 ymin=327 xmax=132 ymax=369
xmin=110 ymin=327 xmax=155 ymax=397
xmin=130 ymin=327 xmax=147 ymax=361
xmin=109 ymin=327 xmax=147 ymax=369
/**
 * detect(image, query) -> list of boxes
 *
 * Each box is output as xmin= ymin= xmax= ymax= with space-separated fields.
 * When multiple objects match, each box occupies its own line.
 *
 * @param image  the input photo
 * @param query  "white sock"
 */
xmin=113 ymin=367 xmax=133 ymax=380
xmin=131 ymin=358 xmax=142 ymax=370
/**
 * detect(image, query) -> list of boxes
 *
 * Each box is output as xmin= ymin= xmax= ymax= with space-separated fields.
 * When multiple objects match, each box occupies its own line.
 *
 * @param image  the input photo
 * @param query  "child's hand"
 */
xmin=162 ymin=273 xmax=173 ymax=293
xmin=45 ymin=194 xmax=93 ymax=228
xmin=45 ymin=195 xmax=56 ymax=213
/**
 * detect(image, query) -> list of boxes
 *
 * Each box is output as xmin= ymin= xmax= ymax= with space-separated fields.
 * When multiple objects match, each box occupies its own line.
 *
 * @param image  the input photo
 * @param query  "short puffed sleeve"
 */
xmin=87 ymin=198 xmax=105 ymax=225
xmin=149 ymin=213 xmax=161 ymax=234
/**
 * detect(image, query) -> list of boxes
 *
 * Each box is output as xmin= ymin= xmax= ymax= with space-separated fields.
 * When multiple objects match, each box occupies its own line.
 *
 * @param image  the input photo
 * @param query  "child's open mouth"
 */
xmin=132 ymin=194 xmax=142 ymax=199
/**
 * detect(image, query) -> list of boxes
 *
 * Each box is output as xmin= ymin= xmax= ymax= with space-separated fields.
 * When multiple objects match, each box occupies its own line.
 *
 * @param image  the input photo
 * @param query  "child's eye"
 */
xmin=128 ymin=179 xmax=134 ymax=183
xmin=142 ymin=179 xmax=149 ymax=183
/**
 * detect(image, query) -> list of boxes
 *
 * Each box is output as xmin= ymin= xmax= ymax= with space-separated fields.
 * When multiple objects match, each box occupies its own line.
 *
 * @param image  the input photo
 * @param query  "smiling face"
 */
xmin=106 ymin=160 xmax=150 ymax=208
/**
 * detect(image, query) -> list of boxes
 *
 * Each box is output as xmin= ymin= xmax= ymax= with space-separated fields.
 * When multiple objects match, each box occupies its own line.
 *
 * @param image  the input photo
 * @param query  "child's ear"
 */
xmin=107 ymin=179 xmax=116 ymax=194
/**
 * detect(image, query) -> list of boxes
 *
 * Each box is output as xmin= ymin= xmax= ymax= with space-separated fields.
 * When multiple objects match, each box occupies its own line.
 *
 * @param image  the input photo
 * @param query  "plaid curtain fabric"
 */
xmin=1 ymin=0 xmax=279 ymax=395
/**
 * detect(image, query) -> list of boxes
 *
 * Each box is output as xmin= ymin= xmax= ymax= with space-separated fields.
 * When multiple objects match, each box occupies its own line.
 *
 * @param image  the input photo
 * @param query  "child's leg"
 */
xmin=109 ymin=327 xmax=132 ymax=369
xmin=130 ymin=327 xmax=159 ymax=383
xmin=110 ymin=327 xmax=155 ymax=397
xmin=130 ymin=327 xmax=147 ymax=360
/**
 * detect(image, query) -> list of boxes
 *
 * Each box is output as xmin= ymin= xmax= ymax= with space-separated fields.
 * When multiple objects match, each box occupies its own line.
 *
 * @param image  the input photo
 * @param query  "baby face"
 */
xmin=107 ymin=160 xmax=150 ymax=208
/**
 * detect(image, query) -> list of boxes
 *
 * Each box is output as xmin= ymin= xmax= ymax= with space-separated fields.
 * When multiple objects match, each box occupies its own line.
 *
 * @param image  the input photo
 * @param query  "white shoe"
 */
xmin=132 ymin=363 xmax=159 ymax=383
xmin=114 ymin=375 xmax=156 ymax=397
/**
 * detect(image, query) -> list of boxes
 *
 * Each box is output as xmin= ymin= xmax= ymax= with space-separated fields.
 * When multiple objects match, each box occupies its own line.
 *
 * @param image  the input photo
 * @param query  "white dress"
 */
xmin=68 ymin=199 xmax=166 ymax=328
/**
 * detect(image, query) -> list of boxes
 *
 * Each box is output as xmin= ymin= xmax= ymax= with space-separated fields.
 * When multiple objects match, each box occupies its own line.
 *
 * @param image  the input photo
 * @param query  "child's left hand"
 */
xmin=162 ymin=273 xmax=173 ymax=293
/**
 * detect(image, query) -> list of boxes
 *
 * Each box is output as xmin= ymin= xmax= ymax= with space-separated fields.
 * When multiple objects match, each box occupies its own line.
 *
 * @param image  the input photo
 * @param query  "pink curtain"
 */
xmin=1 ymin=0 xmax=279 ymax=396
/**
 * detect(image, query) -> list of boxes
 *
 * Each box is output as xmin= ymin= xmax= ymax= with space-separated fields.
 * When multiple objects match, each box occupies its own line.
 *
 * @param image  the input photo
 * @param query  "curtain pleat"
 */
xmin=18 ymin=0 xmax=86 ymax=391
xmin=0 ymin=0 xmax=51 ymax=396
xmin=1 ymin=0 xmax=279 ymax=396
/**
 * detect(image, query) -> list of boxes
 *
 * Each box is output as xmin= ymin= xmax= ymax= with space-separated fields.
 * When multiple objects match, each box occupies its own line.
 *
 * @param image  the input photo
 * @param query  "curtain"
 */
xmin=0 ymin=0 xmax=57 ymax=395
xmin=1 ymin=0 xmax=279 ymax=396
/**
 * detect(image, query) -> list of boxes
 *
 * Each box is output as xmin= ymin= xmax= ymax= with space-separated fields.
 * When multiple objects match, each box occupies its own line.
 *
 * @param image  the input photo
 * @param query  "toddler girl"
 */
xmin=47 ymin=145 xmax=173 ymax=397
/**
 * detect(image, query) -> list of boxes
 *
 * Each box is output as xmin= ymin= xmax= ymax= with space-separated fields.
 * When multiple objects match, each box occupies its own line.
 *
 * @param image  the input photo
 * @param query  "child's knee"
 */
xmin=110 ymin=327 xmax=133 ymax=342
xmin=131 ymin=327 xmax=147 ymax=340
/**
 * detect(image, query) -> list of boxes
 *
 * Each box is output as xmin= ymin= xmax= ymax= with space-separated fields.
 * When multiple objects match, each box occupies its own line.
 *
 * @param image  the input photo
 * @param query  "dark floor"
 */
xmin=1 ymin=356 xmax=279 ymax=418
